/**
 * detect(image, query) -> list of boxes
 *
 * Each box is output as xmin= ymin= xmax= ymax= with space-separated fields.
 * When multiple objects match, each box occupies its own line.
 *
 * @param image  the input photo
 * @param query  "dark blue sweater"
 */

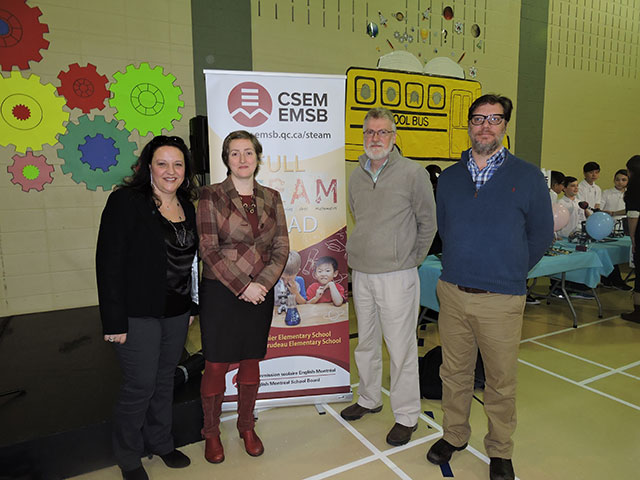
xmin=437 ymin=150 xmax=554 ymax=295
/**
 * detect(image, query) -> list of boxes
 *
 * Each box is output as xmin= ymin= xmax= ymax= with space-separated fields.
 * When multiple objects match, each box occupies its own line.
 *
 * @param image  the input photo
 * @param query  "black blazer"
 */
xmin=96 ymin=188 xmax=197 ymax=334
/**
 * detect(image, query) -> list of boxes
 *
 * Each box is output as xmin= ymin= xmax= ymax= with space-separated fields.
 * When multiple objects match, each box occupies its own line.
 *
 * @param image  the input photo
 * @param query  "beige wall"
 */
xmin=251 ymin=0 xmax=523 ymax=230
xmin=0 ymin=0 xmax=195 ymax=316
xmin=3 ymin=0 xmax=638 ymax=317
xmin=542 ymin=0 xmax=640 ymax=189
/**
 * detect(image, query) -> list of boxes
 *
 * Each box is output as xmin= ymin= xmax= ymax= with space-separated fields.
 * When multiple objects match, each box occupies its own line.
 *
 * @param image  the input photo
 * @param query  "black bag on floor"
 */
xmin=419 ymin=346 xmax=485 ymax=399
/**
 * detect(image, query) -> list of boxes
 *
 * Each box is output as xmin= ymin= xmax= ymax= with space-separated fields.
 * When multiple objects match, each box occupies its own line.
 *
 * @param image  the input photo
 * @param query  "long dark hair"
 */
xmin=121 ymin=135 xmax=198 ymax=203
xmin=624 ymin=155 xmax=640 ymax=208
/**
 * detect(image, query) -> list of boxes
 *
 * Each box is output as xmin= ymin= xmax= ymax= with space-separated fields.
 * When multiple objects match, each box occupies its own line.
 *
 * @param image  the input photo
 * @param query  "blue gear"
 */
xmin=78 ymin=133 xmax=119 ymax=172
xmin=58 ymin=115 xmax=137 ymax=191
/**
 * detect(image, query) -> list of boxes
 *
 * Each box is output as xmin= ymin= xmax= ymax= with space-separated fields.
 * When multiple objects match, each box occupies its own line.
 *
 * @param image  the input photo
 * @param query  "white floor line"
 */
xmin=310 ymin=403 xmax=413 ymax=480
xmin=520 ymin=316 xmax=616 ymax=344
xmin=518 ymin=358 xmax=640 ymax=411
xmin=529 ymin=340 xmax=616 ymax=370
xmin=579 ymin=359 xmax=640 ymax=385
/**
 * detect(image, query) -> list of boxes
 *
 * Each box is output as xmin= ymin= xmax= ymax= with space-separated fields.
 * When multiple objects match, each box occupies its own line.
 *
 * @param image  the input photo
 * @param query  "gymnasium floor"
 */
xmin=72 ymin=278 xmax=640 ymax=480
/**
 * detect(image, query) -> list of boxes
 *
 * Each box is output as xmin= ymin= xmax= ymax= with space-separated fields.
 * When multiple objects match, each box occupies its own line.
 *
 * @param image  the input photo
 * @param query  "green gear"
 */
xmin=23 ymin=165 xmax=40 ymax=180
xmin=0 ymin=71 xmax=69 ymax=153
xmin=58 ymin=115 xmax=137 ymax=191
xmin=108 ymin=62 xmax=184 ymax=136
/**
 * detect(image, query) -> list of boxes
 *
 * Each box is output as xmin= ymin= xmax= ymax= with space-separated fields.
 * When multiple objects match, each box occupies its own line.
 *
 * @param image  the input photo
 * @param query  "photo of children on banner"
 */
xmin=272 ymin=253 xmax=348 ymax=328
xmin=274 ymin=250 xmax=307 ymax=313
xmin=306 ymin=256 xmax=345 ymax=306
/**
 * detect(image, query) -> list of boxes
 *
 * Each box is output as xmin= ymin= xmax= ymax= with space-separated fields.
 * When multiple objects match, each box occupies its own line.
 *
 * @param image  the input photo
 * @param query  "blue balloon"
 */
xmin=585 ymin=211 xmax=614 ymax=241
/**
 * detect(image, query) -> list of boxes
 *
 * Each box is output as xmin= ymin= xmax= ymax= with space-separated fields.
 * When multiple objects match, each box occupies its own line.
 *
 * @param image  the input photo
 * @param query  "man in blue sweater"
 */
xmin=426 ymin=95 xmax=553 ymax=480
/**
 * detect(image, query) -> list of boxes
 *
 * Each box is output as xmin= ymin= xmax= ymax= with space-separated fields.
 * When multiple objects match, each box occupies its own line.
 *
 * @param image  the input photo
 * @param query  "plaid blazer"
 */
xmin=197 ymin=176 xmax=289 ymax=296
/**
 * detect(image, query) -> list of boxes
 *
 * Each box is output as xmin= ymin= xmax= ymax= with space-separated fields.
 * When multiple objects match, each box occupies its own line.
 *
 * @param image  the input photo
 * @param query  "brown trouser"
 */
xmin=437 ymin=280 xmax=525 ymax=458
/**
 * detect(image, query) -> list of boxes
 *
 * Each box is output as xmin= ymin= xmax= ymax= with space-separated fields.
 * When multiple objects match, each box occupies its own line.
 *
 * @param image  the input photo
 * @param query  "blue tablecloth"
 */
xmin=556 ymin=236 xmax=631 ymax=267
xmin=419 ymin=245 xmax=608 ymax=311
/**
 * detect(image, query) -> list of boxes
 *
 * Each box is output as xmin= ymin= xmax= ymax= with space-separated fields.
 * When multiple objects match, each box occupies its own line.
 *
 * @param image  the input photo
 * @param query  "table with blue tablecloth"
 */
xmin=417 ymin=238 xmax=632 ymax=327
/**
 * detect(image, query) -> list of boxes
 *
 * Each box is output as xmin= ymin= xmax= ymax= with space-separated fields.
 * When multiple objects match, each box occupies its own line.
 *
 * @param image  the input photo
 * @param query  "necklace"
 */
xmin=241 ymin=194 xmax=256 ymax=214
xmin=157 ymin=197 xmax=184 ymax=221
xmin=168 ymin=220 xmax=187 ymax=247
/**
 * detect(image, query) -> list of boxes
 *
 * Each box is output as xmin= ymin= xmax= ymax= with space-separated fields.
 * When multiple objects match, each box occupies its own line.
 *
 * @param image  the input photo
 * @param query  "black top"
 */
xmin=160 ymin=216 xmax=197 ymax=316
xmin=96 ymin=188 xmax=198 ymax=334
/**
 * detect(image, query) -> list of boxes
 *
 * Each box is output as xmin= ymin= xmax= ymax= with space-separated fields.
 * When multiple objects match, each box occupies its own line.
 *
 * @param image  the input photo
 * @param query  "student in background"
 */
xmin=557 ymin=176 xmax=585 ymax=238
xmin=549 ymin=170 xmax=565 ymax=203
xmin=577 ymin=162 xmax=602 ymax=215
xmin=621 ymin=155 xmax=640 ymax=323
xmin=601 ymin=169 xmax=628 ymax=219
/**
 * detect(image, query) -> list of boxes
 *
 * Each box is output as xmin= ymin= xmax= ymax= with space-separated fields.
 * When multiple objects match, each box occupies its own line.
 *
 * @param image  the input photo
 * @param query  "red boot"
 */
xmin=201 ymin=394 xmax=225 ymax=463
xmin=621 ymin=304 xmax=640 ymax=323
xmin=237 ymin=383 xmax=264 ymax=456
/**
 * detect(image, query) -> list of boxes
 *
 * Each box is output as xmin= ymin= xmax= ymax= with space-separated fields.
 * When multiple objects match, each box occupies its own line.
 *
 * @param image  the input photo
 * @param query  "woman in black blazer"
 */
xmin=96 ymin=135 xmax=198 ymax=480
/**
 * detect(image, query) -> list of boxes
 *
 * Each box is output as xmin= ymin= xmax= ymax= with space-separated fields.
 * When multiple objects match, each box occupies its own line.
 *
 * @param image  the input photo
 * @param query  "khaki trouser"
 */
xmin=352 ymin=268 xmax=421 ymax=427
xmin=437 ymin=280 xmax=525 ymax=458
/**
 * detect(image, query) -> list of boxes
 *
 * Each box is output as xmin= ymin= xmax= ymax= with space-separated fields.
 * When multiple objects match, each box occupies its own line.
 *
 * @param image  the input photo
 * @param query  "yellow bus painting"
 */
xmin=345 ymin=67 xmax=508 ymax=163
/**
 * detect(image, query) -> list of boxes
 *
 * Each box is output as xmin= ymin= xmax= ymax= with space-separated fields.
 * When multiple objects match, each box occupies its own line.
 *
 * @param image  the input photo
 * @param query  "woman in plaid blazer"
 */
xmin=196 ymin=130 xmax=289 ymax=464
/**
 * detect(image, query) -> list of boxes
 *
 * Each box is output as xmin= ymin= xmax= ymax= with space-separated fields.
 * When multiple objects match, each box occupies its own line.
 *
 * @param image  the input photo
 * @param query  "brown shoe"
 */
xmin=386 ymin=422 xmax=418 ymax=446
xmin=426 ymin=438 xmax=468 ymax=465
xmin=340 ymin=402 xmax=383 ymax=421
xmin=204 ymin=435 xmax=224 ymax=463
xmin=239 ymin=429 xmax=264 ymax=457
xmin=490 ymin=457 xmax=515 ymax=480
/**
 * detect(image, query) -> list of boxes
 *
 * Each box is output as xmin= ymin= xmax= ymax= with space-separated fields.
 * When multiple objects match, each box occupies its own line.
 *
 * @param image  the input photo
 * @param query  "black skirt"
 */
xmin=200 ymin=278 xmax=275 ymax=362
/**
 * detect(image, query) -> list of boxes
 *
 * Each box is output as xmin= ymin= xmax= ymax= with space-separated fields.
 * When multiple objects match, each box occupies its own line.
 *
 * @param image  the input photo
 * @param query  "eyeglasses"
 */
xmin=363 ymin=129 xmax=395 ymax=138
xmin=469 ymin=114 xmax=505 ymax=126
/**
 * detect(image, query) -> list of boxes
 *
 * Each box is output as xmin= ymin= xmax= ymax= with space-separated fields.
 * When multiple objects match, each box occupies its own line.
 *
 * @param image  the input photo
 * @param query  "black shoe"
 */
xmin=621 ymin=308 xmax=640 ymax=323
xmin=340 ymin=403 xmax=382 ymax=421
xmin=386 ymin=423 xmax=418 ymax=446
xmin=159 ymin=449 xmax=190 ymax=468
xmin=426 ymin=438 xmax=467 ymax=465
xmin=490 ymin=457 xmax=515 ymax=480
xmin=121 ymin=466 xmax=148 ymax=480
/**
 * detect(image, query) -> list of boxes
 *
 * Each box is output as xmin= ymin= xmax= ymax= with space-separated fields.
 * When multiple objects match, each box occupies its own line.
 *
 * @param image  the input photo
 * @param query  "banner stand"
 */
xmin=204 ymin=70 xmax=350 ymax=410
xmin=221 ymin=390 xmax=353 ymax=413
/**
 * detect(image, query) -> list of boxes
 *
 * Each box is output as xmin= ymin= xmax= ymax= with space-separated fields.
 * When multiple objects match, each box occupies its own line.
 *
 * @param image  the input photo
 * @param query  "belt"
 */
xmin=457 ymin=285 xmax=489 ymax=294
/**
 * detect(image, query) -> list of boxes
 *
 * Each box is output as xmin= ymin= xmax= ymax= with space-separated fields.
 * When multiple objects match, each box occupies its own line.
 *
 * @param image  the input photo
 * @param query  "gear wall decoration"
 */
xmin=58 ymin=115 xmax=137 ymax=191
xmin=0 ymin=0 xmax=50 ymax=71
xmin=57 ymin=63 xmax=110 ymax=113
xmin=8 ymin=152 xmax=54 ymax=192
xmin=0 ymin=71 xmax=69 ymax=153
xmin=108 ymin=62 xmax=184 ymax=136
xmin=78 ymin=133 xmax=119 ymax=172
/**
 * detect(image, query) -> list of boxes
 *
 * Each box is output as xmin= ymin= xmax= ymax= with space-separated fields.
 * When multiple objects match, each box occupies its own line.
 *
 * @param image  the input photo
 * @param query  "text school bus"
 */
xmin=346 ymin=67 xmax=496 ymax=163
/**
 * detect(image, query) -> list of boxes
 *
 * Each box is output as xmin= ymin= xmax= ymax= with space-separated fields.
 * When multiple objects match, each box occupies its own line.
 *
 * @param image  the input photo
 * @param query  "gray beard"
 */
xmin=364 ymin=143 xmax=394 ymax=161
xmin=471 ymin=132 xmax=504 ymax=156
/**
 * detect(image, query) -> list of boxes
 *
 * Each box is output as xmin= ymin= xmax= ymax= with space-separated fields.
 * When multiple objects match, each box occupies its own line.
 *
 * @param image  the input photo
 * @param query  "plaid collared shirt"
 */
xmin=467 ymin=147 xmax=506 ymax=190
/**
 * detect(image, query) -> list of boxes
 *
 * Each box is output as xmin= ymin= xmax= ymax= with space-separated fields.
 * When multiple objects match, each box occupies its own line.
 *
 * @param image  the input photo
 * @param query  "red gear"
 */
xmin=12 ymin=104 xmax=31 ymax=120
xmin=7 ymin=152 xmax=55 ymax=192
xmin=57 ymin=63 xmax=109 ymax=113
xmin=0 ymin=0 xmax=50 ymax=71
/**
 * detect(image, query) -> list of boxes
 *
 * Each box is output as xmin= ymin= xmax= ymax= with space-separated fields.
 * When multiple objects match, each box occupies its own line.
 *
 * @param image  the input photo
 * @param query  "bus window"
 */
xmin=381 ymin=79 xmax=401 ymax=106
xmin=355 ymin=76 xmax=376 ymax=104
xmin=428 ymin=85 xmax=446 ymax=110
xmin=405 ymin=82 xmax=423 ymax=108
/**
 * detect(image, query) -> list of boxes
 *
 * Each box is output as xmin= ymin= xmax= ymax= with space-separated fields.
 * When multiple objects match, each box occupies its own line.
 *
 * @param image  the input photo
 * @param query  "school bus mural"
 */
xmin=346 ymin=66 xmax=500 ymax=163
